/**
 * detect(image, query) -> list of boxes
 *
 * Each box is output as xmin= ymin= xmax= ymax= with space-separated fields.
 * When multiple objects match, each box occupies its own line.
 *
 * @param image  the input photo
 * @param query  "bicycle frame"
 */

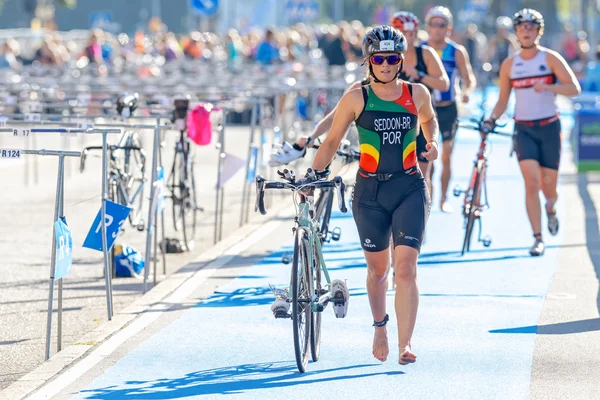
xmin=293 ymin=201 xmax=333 ymax=313
xmin=464 ymin=138 xmax=490 ymax=215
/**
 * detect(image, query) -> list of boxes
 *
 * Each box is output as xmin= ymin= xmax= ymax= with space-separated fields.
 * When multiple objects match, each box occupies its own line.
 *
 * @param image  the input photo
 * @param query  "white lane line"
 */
xmin=28 ymin=220 xmax=282 ymax=400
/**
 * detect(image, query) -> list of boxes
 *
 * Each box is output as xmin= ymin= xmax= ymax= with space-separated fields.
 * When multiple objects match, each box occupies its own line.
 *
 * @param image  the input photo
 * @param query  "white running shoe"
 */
xmin=268 ymin=142 xmax=306 ymax=167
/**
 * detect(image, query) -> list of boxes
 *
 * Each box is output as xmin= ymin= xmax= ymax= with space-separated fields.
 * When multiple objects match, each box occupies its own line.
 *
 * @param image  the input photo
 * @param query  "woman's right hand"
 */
xmin=296 ymin=136 xmax=312 ymax=148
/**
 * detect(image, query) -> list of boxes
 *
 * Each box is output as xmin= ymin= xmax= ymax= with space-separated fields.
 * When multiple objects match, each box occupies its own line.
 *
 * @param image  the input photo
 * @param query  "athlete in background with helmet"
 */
xmin=392 ymin=11 xmax=449 ymax=198
xmin=312 ymin=25 xmax=439 ymax=365
xmin=484 ymin=9 xmax=580 ymax=256
xmin=425 ymin=6 xmax=477 ymax=213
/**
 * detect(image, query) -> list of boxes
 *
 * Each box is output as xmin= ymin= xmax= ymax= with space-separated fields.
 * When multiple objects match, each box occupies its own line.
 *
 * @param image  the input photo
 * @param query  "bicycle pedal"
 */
xmin=136 ymin=221 xmax=145 ymax=232
xmin=331 ymin=227 xmax=342 ymax=241
xmin=274 ymin=312 xmax=291 ymax=319
xmin=330 ymin=279 xmax=349 ymax=319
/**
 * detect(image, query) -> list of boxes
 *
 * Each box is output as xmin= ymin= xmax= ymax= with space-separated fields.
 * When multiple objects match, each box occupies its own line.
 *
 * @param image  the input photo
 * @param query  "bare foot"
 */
xmin=399 ymin=344 xmax=417 ymax=365
xmin=372 ymin=327 xmax=389 ymax=362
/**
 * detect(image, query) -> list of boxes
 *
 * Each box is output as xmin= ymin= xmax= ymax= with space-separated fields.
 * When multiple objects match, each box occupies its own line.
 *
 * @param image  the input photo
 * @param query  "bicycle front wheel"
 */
xmin=462 ymin=167 xmax=481 ymax=255
xmin=292 ymin=229 xmax=312 ymax=373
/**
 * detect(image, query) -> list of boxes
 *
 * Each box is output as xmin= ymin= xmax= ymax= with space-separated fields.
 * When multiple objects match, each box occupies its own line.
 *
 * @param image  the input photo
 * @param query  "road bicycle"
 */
xmin=256 ymin=168 xmax=349 ymax=373
xmin=453 ymin=116 xmax=513 ymax=255
xmin=166 ymin=97 xmax=201 ymax=251
xmin=80 ymin=130 xmax=147 ymax=230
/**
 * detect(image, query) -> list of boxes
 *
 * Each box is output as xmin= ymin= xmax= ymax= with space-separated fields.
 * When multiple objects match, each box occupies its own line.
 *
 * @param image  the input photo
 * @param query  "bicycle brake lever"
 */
xmin=334 ymin=176 xmax=348 ymax=213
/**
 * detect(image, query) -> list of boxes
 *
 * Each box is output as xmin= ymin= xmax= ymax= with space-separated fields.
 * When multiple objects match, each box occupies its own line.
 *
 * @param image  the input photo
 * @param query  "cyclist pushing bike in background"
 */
xmin=425 ymin=6 xmax=477 ymax=214
xmin=484 ymin=8 xmax=581 ymax=256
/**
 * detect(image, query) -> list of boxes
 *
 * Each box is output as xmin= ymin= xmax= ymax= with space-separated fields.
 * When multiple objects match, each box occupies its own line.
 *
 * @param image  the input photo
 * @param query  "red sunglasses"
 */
xmin=370 ymin=54 xmax=402 ymax=65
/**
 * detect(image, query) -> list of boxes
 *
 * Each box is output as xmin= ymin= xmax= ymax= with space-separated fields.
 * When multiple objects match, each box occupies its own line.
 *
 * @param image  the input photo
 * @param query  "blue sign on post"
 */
xmin=83 ymin=200 xmax=132 ymax=252
xmin=574 ymin=104 xmax=600 ymax=172
xmin=190 ymin=0 xmax=219 ymax=16
xmin=54 ymin=218 xmax=73 ymax=280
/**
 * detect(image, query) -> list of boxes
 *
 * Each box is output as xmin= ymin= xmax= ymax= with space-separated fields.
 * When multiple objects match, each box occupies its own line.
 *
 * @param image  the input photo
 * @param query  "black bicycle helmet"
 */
xmin=116 ymin=93 xmax=139 ymax=118
xmin=513 ymin=8 xmax=544 ymax=31
xmin=362 ymin=25 xmax=407 ymax=84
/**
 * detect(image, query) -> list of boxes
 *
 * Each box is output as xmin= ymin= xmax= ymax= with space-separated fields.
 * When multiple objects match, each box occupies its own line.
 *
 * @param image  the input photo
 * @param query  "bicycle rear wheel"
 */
xmin=292 ymin=229 xmax=312 ymax=373
xmin=462 ymin=167 xmax=481 ymax=255
xmin=124 ymin=133 xmax=146 ymax=227
xmin=180 ymin=153 xmax=198 ymax=251
xmin=310 ymin=242 xmax=324 ymax=362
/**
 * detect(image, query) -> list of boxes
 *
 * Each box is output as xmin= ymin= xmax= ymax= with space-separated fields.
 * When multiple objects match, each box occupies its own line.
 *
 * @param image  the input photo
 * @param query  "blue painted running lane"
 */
xmin=75 ymin=96 xmax=572 ymax=399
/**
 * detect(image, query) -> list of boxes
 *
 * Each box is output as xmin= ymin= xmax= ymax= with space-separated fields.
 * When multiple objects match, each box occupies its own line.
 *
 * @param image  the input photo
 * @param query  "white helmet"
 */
xmin=425 ymin=6 xmax=453 ymax=27
xmin=496 ymin=16 xmax=512 ymax=30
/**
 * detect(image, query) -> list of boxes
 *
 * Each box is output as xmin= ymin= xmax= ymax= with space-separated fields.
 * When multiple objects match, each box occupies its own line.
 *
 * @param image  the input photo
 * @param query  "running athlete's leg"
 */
xmin=539 ymin=120 xmax=562 ymax=215
xmin=392 ymin=245 xmax=419 ymax=364
xmin=541 ymin=167 xmax=559 ymax=212
xmin=352 ymin=176 xmax=393 ymax=362
xmin=438 ymin=104 xmax=458 ymax=213
xmin=389 ymin=178 xmax=430 ymax=364
xmin=519 ymin=160 xmax=543 ymax=236
xmin=440 ymin=139 xmax=454 ymax=212
xmin=364 ymin=249 xmax=391 ymax=362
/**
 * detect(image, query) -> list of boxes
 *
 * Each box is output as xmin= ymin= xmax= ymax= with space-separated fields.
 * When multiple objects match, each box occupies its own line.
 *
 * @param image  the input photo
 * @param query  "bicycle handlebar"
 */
xmin=312 ymin=143 xmax=361 ymax=164
xmin=459 ymin=116 xmax=513 ymax=137
xmin=255 ymin=170 xmax=347 ymax=216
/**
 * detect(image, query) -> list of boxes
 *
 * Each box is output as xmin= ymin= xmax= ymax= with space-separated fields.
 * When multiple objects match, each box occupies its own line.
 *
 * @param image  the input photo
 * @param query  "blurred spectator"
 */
xmin=183 ymin=32 xmax=203 ymax=59
xmin=34 ymin=37 xmax=60 ymax=65
xmin=323 ymin=25 xmax=346 ymax=66
xmin=583 ymin=45 xmax=600 ymax=92
xmin=462 ymin=23 xmax=487 ymax=75
xmin=561 ymin=24 xmax=579 ymax=65
xmin=0 ymin=40 xmax=21 ymax=69
xmin=159 ymin=33 xmax=182 ymax=62
xmin=84 ymin=31 xmax=103 ymax=64
xmin=486 ymin=17 xmax=518 ymax=79
xmin=255 ymin=29 xmax=281 ymax=65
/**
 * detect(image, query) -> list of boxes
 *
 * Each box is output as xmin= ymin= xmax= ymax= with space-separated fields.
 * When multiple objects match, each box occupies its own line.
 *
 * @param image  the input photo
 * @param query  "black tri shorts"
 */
xmin=351 ymin=171 xmax=431 ymax=253
xmin=435 ymin=102 xmax=458 ymax=142
xmin=513 ymin=118 xmax=561 ymax=170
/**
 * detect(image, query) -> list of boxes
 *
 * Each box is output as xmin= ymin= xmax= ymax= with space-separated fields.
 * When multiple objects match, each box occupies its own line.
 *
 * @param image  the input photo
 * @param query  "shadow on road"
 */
xmin=489 ymin=173 xmax=600 ymax=336
xmin=79 ymin=362 xmax=402 ymax=399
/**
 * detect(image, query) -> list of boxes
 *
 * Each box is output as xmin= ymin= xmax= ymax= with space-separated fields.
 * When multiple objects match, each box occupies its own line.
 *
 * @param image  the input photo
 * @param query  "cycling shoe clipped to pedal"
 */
xmin=330 ymin=279 xmax=349 ymax=318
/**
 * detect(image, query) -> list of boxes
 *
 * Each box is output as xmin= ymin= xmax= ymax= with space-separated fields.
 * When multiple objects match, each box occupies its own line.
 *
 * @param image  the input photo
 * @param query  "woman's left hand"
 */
xmin=421 ymin=141 xmax=439 ymax=162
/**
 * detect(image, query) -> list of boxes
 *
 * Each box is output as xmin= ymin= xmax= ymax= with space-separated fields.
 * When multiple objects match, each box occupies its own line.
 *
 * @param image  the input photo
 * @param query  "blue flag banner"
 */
xmin=54 ymin=218 xmax=73 ymax=280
